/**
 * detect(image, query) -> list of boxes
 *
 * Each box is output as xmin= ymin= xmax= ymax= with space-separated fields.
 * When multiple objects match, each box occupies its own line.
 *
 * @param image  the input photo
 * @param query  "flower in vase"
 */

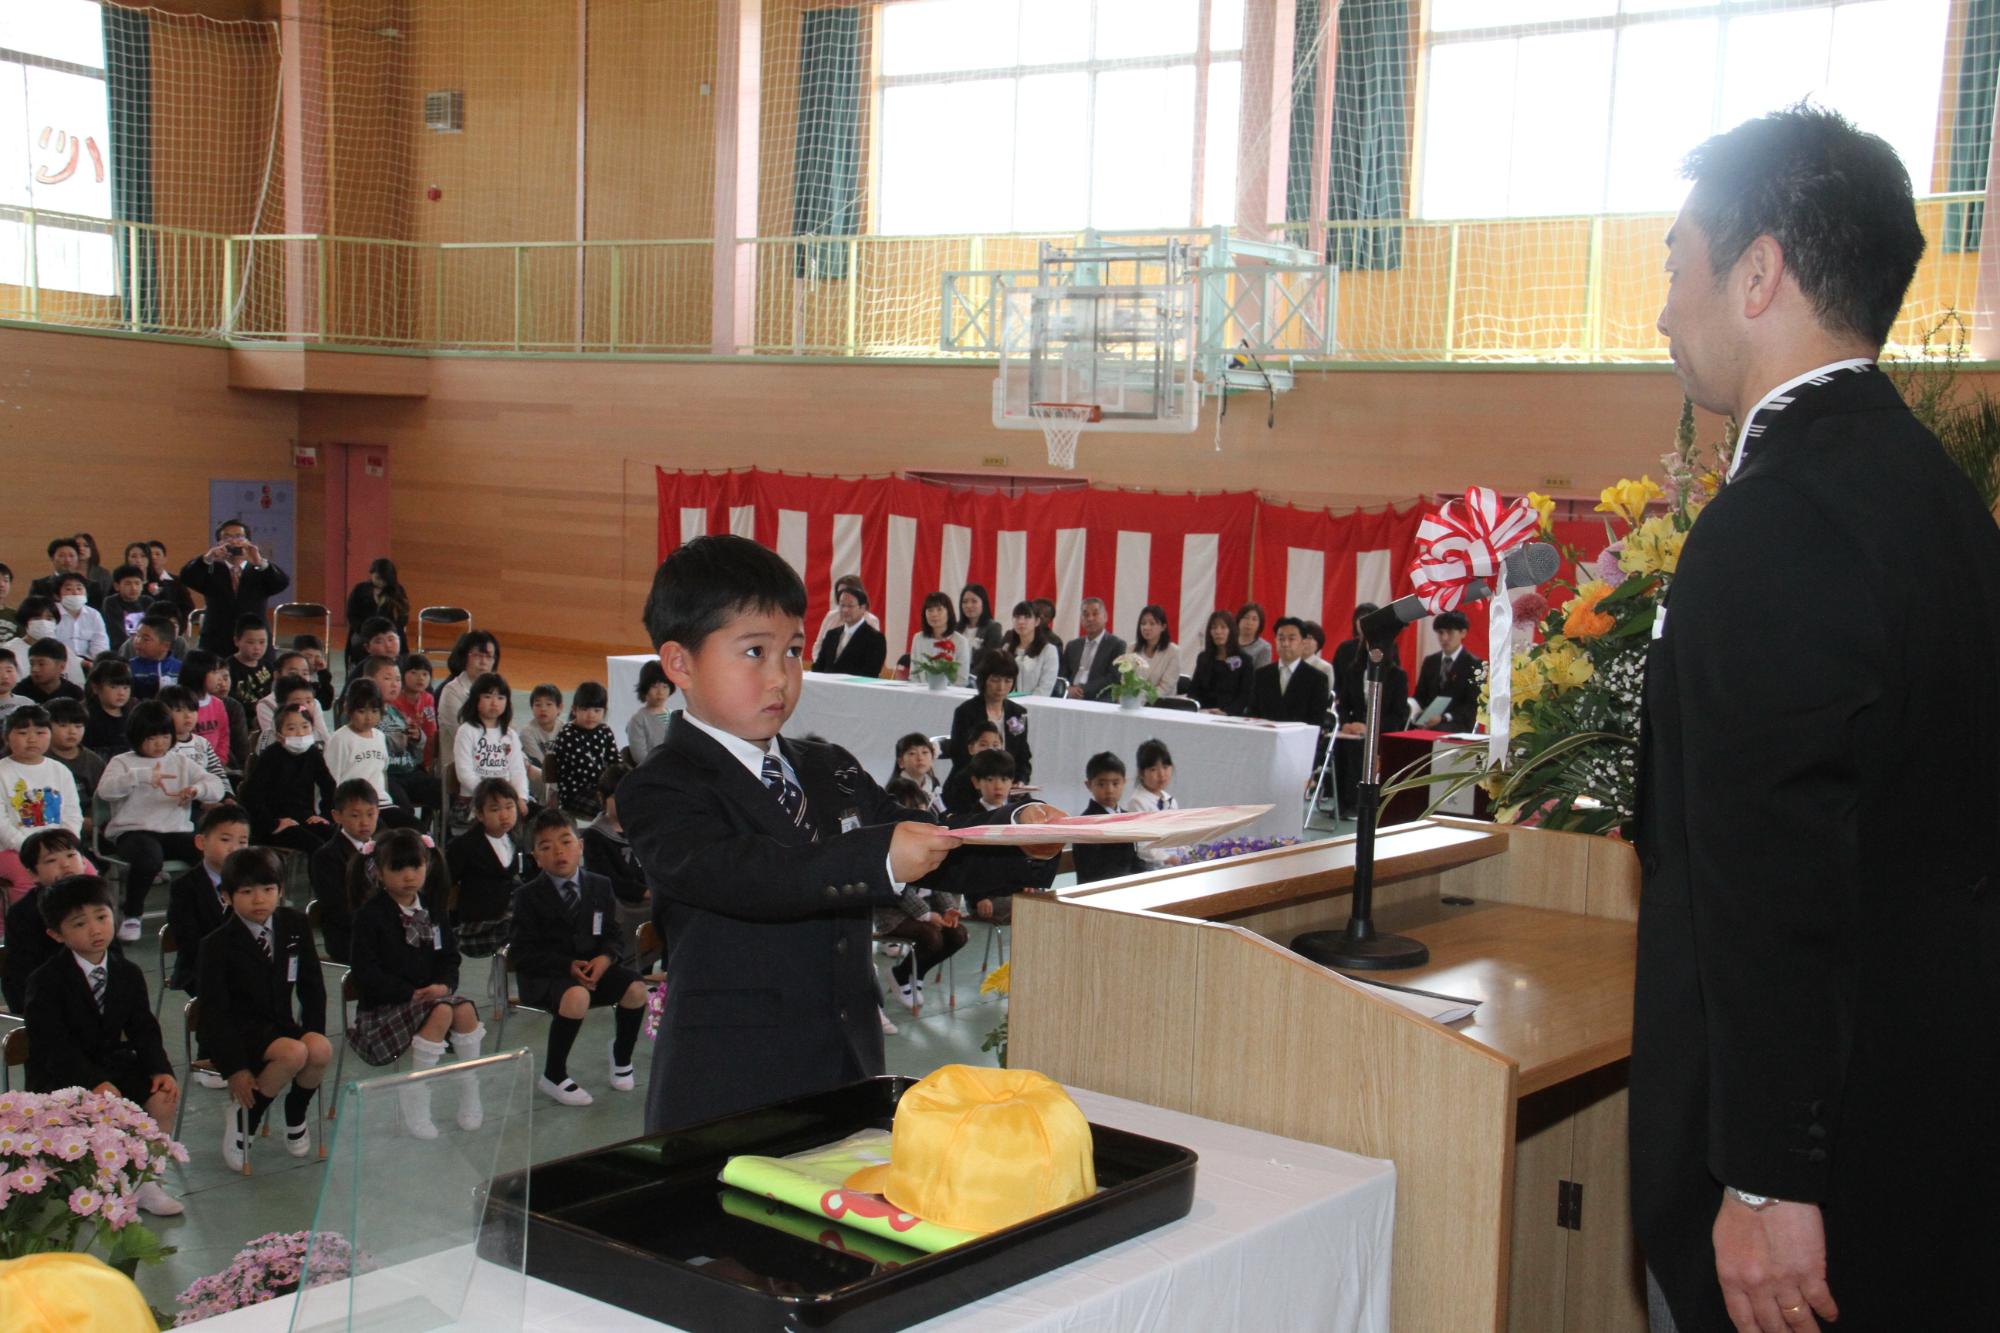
xmin=980 ymin=962 xmax=1011 ymax=997
xmin=1619 ymin=513 xmax=1687 ymax=578
xmin=1511 ymin=590 xmax=1549 ymax=625
xmin=1595 ymin=476 xmax=1665 ymax=525
xmin=1524 ymin=490 xmax=1556 ymax=535
xmin=1562 ymin=583 xmax=1617 ymax=640
xmin=1539 ymin=641 xmax=1597 ymax=692
xmin=1594 ymin=544 xmax=1628 ymax=587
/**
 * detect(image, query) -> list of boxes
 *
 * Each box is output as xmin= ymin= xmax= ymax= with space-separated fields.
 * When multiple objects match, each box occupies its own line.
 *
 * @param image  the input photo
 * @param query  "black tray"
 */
xmin=480 ymin=1076 xmax=1198 ymax=1331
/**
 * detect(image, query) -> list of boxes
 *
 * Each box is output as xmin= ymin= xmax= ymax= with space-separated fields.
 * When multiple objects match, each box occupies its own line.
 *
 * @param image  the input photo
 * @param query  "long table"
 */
xmin=198 ymin=1087 xmax=1395 ymax=1332
xmin=607 ymin=656 xmax=1317 ymax=842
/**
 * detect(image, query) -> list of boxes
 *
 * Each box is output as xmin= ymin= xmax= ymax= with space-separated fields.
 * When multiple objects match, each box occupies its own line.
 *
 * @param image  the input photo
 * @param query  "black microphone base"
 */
xmin=1290 ymin=927 xmax=1432 ymax=971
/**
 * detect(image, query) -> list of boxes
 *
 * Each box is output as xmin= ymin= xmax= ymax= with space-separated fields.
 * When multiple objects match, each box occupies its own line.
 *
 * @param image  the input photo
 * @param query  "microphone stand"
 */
xmin=1291 ymin=631 xmax=1431 ymax=971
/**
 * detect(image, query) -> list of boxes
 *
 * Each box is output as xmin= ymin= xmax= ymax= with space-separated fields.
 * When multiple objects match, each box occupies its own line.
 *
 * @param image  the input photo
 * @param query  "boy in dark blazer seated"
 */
xmin=944 ymin=748 xmax=1062 ymax=924
xmin=308 ymin=779 xmax=380 ymax=963
xmin=24 ymin=874 xmax=184 ymax=1217
xmin=1 ymin=827 xmax=106 ymax=1013
xmin=509 ymin=808 xmax=649 ymax=1107
xmin=444 ymin=777 xmax=528 ymax=958
xmin=165 ymin=804 xmax=253 ymax=998
xmin=1249 ymin=616 xmax=1333 ymax=726
xmin=811 ymin=582 xmax=888 ymax=677
xmin=1413 ymin=610 xmax=1482 ymax=732
xmin=196 ymin=847 xmax=331 ymax=1166
xmin=617 ymin=535 xmax=1063 ymax=1133
xmin=1072 ymin=751 xmax=1147 ymax=884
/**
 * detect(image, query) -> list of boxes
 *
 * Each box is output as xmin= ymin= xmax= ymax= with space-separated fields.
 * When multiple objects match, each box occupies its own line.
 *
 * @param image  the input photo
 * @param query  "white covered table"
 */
xmin=196 ymin=1087 xmax=1395 ymax=1332
xmin=607 ymin=658 xmax=1318 ymax=842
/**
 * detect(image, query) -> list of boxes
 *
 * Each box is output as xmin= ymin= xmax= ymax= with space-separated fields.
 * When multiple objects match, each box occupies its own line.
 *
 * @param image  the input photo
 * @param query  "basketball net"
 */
xmin=1029 ymin=403 xmax=1101 ymax=470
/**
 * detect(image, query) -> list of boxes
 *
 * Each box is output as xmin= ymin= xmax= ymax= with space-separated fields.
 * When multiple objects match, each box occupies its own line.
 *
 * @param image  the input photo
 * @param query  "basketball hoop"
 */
xmin=1029 ymin=402 xmax=1102 ymax=470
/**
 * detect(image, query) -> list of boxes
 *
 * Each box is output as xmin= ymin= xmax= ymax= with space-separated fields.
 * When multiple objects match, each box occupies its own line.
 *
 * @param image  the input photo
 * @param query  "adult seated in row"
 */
xmin=1250 ymin=616 xmax=1330 ymax=725
xmin=1414 ymin=611 xmax=1482 ymax=732
xmin=902 ymin=592 xmax=969 ymax=680
xmin=1234 ymin=602 xmax=1272 ymax=670
xmin=812 ymin=573 xmax=883 ymax=648
xmin=813 ymin=582 xmax=887 ymax=677
xmin=1004 ymin=600 xmax=1061 ymax=697
xmin=179 ymin=519 xmax=290 ymax=656
xmin=1190 ymin=609 xmax=1253 ymax=715
xmin=956 ymin=583 xmax=1004 ymax=658
xmin=1060 ymin=597 xmax=1125 ymax=700
xmin=1128 ymin=604 xmax=1182 ymax=694
xmin=345 ymin=557 xmax=410 ymax=669
xmin=946 ymin=651 xmax=1032 ymax=786
xmin=29 ymin=538 xmax=95 ymax=608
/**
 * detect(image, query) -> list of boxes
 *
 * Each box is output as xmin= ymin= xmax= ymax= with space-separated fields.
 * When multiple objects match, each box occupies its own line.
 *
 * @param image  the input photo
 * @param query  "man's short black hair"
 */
xmin=528 ymin=806 xmax=576 ymax=841
xmin=838 ymin=583 xmax=870 ymax=609
xmin=215 ymin=518 xmax=251 ymax=539
xmin=0 ymin=561 xmax=11 ymax=580
xmin=46 ymin=537 xmax=78 ymax=558
xmin=642 ymin=535 xmax=807 ymax=652
xmin=967 ymin=748 xmax=1016 ymax=781
xmin=333 ymin=778 xmax=379 ymax=810
xmin=125 ymin=700 xmax=175 ymax=749
xmin=40 ymin=874 xmax=115 ymax=930
xmin=1136 ymin=738 xmax=1174 ymax=772
xmin=221 ymin=847 xmax=284 ymax=895
xmin=1272 ymin=616 xmax=1306 ymax=637
xmin=1085 ymin=750 xmax=1125 ymax=780
xmin=197 ymin=803 xmax=251 ymax=835
xmin=21 ymin=826 xmax=82 ymax=870
xmin=1434 ymin=611 xmax=1470 ymax=633
xmin=572 ymin=680 xmax=609 ymax=711
xmin=234 ymin=613 xmax=268 ymax=638
xmin=1681 ymin=103 xmax=1925 ymax=348
xmin=112 ymin=563 xmax=145 ymax=584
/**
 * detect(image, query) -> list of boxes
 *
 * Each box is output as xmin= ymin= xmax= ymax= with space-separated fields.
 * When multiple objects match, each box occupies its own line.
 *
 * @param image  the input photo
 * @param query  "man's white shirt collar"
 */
xmin=1727 ymin=357 xmax=1875 ymax=479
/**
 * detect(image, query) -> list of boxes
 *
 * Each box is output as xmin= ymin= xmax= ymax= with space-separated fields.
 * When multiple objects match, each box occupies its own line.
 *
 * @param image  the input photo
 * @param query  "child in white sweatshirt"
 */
xmin=1 ymin=704 xmax=83 ymax=900
xmin=96 ymin=699 xmax=225 ymax=937
xmin=325 ymin=678 xmax=416 ymax=831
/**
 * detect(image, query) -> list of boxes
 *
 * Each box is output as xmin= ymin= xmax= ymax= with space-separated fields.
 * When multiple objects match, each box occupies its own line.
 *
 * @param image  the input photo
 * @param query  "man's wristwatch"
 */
xmin=1726 ymin=1186 xmax=1784 ymax=1211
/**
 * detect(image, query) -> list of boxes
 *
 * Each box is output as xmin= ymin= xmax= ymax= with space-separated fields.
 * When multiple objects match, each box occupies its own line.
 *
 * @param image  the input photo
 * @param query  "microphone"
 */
xmin=1358 ymin=542 xmax=1558 ymax=640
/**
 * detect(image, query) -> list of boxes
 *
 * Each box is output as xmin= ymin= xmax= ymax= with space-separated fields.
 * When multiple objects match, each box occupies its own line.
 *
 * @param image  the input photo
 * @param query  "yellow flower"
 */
xmin=1510 ymin=710 xmax=1535 ymax=739
xmin=1539 ymin=641 xmax=1596 ymax=692
xmin=1619 ymin=514 xmax=1687 ymax=578
xmin=1510 ymin=650 xmax=1544 ymax=704
xmin=980 ymin=961 xmax=1011 ymax=997
xmin=1562 ymin=581 xmax=1616 ymax=639
xmin=1595 ymin=476 xmax=1665 ymax=526
xmin=1524 ymin=491 xmax=1556 ymax=536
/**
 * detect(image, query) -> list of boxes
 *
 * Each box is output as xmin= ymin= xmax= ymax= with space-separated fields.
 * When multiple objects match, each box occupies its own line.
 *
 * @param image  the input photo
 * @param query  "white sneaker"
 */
xmin=537 ymin=1075 xmax=593 ymax=1107
xmin=194 ymin=1068 xmax=228 ymax=1090
xmin=118 ymin=918 xmax=143 ymax=943
xmin=878 ymin=1008 xmax=899 ymax=1035
xmin=398 ymin=1083 xmax=438 ymax=1139
xmin=895 ymin=980 xmax=920 ymax=1016
xmin=134 ymin=1181 xmax=184 ymax=1217
xmin=221 ymin=1111 xmax=249 ymax=1171
xmin=283 ymin=1116 xmax=312 ymax=1158
xmin=607 ymin=1042 xmax=635 ymax=1092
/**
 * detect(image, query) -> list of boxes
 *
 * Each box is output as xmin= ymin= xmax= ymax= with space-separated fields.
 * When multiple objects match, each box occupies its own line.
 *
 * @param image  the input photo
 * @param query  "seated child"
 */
xmin=548 ymin=681 xmax=618 ymax=819
xmin=326 ymin=679 xmax=416 ymax=831
xmin=124 ymin=614 xmax=183 ymax=701
xmin=518 ymin=683 xmax=562 ymax=802
xmin=443 ymin=778 xmax=526 ymax=958
xmin=0 ymin=645 xmax=21 ymax=728
xmin=308 ymin=780 xmax=380 ymax=964
xmin=239 ymin=702 xmax=336 ymax=850
xmin=877 ymin=777 xmax=967 ymax=1017
xmin=368 ymin=654 xmax=440 ymax=816
xmin=197 ymin=847 xmax=332 ymax=1165
xmin=166 ymin=804 xmax=253 ymax=999
xmin=101 ymin=565 xmax=153 ymax=652
xmin=509 ymin=808 xmax=648 ymax=1107
xmin=98 ymin=700 xmax=226 ymax=938
xmin=1073 ymin=752 xmax=1147 ymax=884
xmin=179 ymin=651 xmax=249 ymax=772
xmin=43 ymin=698 xmax=105 ymax=833
xmin=945 ymin=748 xmax=1061 ymax=923
xmin=20 ymin=638 xmax=83 ymax=704
xmin=292 ymin=634 xmax=337 ymax=712
xmin=253 ymin=656 xmax=330 ymax=753
xmin=23 ymin=874 xmax=183 ymax=1216
xmin=0 ymin=706 xmax=83 ymax=899
xmin=82 ymin=658 xmax=135 ymax=758
xmin=158 ymin=683 xmax=231 ymax=793
xmin=579 ymin=762 xmax=649 ymax=908
xmin=624 ymin=662 xmax=675 ymax=765
xmin=344 ymin=828 xmax=486 ymax=1138
xmin=51 ymin=573 xmax=109 ymax=667
xmin=398 ymin=654 xmax=438 ymax=771
xmin=452 ymin=673 xmax=529 ymax=816
xmin=224 ymin=616 xmax=274 ymax=713
xmin=1 ymin=828 xmax=106 ymax=1011
xmin=893 ymin=732 xmax=947 ymax=814
xmin=938 ymin=719 xmax=1005 ymax=814
xmin=1120 ymin=738 xmax=1179 ymax=814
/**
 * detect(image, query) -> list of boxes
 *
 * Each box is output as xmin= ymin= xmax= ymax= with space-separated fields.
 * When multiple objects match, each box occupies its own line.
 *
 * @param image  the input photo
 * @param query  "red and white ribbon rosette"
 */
xmin=1408 ymin=487 xmax=1539 ymax=769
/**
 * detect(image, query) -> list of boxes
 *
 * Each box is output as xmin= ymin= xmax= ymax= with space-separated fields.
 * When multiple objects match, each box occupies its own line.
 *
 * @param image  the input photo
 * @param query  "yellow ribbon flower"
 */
xmin=980 ymin=961 xmax=1011 ymax=997
xmin=1510 ymin=650 xmax=1545 ymax=704
xmin=1524 ymin=491 xmax=1556 ymax=536
xmin=1618 ymin=514 xmax=1687 ymax=578
xmin=1595 ymin=476 xmax=1665 ymax=526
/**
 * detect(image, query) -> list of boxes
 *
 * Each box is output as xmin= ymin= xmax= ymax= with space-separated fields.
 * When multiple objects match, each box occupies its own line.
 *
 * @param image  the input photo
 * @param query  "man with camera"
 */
xmin=178 ymin=519 xmax=291 ymax=655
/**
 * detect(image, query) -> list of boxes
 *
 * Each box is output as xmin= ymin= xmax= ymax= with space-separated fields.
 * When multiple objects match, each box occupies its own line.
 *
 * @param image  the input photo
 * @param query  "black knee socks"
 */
xmin=244 ymin=1091 xmax=275 ymax=1135
xmin=545 ymin=1015 xmax=582 ymax=1083
xmin=612 ymin=1005 xmax=642 ymax=1069
xmin=283 ymin=1083 xmax=316 ymax=1126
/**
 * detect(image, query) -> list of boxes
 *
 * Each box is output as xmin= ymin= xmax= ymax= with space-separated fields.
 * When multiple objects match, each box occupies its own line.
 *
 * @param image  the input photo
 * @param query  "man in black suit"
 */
xmin=28 ymin=537 xmax=100 ymax=609
xmin=1413 ymin=611 xmax=1481 ymax=731
xmin=811 ymin=583 xmax=888 ymax=678
xmin=178 ymin=518 xmax=290 ymax=655
xmin=1059 ymin=597 xmax=1126 ymax=700
xmin=1633 ymin=106 xmax=2000 ymax=1333
xmin=1249 ymin=616 xmax=1332 ymax=726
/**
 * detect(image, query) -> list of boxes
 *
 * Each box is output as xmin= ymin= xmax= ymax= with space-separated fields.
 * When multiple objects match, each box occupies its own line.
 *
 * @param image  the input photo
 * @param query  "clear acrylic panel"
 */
xmin=286 ymin=1050 xmax=535 ymax=1333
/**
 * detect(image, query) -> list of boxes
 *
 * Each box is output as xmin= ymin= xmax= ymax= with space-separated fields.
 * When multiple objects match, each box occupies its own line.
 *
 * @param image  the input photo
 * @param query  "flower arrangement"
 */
xmin=0 ymin=1087 xmax=188 ymax=1268
xmin=909 ymin=637 xmax=961 ymax=685
xmin=175 ymin=1230 xmax=364 ymax=1324
xmin=643 ymin=980 xmax=668 ymax=1040
xmin=979 ymin=962 xmax=1010 ymax=1068
xmin=1107 ymin=653 xmax=1159 ymax=706
xmin=1160 ymin=835 xmax=1301 ymax=866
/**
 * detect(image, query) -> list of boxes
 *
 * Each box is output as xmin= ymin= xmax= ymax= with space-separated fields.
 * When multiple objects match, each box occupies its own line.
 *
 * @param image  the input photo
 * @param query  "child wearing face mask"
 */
xmin=51 ymin=574 xmax=109 ymax=668
xmin=3 ymin=596 xmax=84 ymax=693
xmin=239 ymin=703 xmax=338 ymax=851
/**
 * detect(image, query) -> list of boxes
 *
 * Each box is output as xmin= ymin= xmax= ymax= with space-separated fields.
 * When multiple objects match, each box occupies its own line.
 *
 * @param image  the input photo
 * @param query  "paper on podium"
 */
xmin=941 ymin=804 xmax=1273 ymax=850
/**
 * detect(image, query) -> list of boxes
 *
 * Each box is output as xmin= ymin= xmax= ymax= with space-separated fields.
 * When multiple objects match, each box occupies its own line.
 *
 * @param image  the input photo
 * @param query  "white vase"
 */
xmin=1118 ymin=693 xmax=1145 ymax=712
xmin=926 ymin=673 xmax=951 ymax=692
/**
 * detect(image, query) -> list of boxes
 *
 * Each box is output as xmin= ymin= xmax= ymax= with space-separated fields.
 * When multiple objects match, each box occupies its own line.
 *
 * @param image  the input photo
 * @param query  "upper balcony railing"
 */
xmin=1 ymin=196 xmax=1984 ymax=363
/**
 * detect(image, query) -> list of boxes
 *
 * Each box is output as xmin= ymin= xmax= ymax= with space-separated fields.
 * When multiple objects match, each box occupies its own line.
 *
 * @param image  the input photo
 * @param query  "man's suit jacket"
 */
xmin=1248 ymin=658 xmax=1331 ymax=725
xmin=617 ymin=714 xmax=938 ymax=1133
xmin=166 ymin=864 xmax=229 ymax=993
xmin=812 ymin=620 xmax=887 ymax=679
xmin=23 ymin=952 xmax=171 ymax=1092
xmin=1413 ymin=648 xmax=1481 ymax=731
xmin=177 ymin=556 xmax=291 ymax=655
xmin=195 ymin=909 xmax=326 ymax=1077
xmin=1631 ymin=366 xmax=2000 ymax=1332
xmin=1058 ymin=632 xmax=1126 ymax=700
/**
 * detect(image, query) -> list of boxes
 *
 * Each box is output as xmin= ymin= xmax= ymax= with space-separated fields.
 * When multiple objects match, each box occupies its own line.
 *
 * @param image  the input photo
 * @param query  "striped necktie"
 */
xmin=559 ymin=879 xmax=579 ymax=911
xmin=89 ymin=965 xmax=107 ymax=1012
xmin=258 ymin=927 xmax=273 ymax=963
xmin=761 ymin=753 xmax=808 ymax=827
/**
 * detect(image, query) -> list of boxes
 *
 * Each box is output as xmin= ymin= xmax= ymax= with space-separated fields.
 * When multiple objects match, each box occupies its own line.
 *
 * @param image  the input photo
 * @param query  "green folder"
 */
xmin=718 ymin=1129 xmax=981 ymax=1255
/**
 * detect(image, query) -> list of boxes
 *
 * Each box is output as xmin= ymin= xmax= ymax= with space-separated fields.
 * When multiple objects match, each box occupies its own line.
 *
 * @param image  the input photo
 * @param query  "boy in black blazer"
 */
xmin=1072 ymin=752 xmax=1146 ymax=884
xmin=24 ymin=875 xmax=184 ymax=1216
xmin=617 ymin=536 xmax=1064 ymax=1133
xmin=444 ymin=777 xmax=527 ymax=957
xmin=196 ymin=848 xmax=331 ymax=1166
xmin=166 ymin=804 xmax=252 ymax=997
xmin=1249 ymin=616 xmax=1333 ymax=725
xmin=2 ymin=828 xmax=111 ymax=1013
xmin=509 ymin=808 xmax=648 ymax=1107
xmin=308 ymin=779 xmax=380 ymax=963
xmin=1413 ymin=610 xmax=1480 ymax=732
xmin=944 ymin=749 xmax=1061 ymax=922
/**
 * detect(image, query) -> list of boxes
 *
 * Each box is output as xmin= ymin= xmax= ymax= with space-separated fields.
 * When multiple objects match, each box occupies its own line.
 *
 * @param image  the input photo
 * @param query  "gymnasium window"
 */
xmin=1417 ymin=0 xmax=1956 ymax=221
xmin=873 ymin=0 xmax=1246 ymax=234
xmin=0 ymin=0 xmax=117 ymax=295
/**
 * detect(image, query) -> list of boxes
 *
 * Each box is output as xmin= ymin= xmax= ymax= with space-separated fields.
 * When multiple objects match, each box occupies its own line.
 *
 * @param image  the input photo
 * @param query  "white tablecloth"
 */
xmin=198 ymin=1087 xmax=1394 ymax=1332
xmin=607 ymin=658 xmax=1317 ymax=842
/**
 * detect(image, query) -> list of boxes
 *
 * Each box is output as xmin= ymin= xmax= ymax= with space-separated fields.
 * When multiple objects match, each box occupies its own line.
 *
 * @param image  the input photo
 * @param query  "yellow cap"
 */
xmin=0 ymin=1252 xmax=157 ymax=1331
xmin=845 ymin=1064 xmax=1096 ymax=1233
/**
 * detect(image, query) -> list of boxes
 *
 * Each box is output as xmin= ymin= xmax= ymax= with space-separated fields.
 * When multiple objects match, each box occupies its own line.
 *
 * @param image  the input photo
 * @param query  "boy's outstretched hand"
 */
xmin=1012 ymin=802 xmax=1069 ymax=861
xmin=890 ymin=821 xmax=957 ymax=883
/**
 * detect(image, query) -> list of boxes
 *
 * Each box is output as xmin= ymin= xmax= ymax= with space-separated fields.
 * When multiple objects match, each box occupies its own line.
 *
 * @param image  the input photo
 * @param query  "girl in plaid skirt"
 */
xmin=345 ymin=827 xmax=485 ymax=1138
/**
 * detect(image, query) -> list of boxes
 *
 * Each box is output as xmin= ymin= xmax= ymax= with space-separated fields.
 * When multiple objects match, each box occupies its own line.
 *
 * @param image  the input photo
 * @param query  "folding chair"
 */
xmin=305 ymin=900 xmax=349 ymax=986
xmin=1051 ymin=675 xmax=1071 ymax=699
xmin=1155 ymin=696 xmax=1199 ymax=712
xmin=155 ymin=924 xmax=178 ymax=1016
xmin=416 ymin=607 xmax=472 ymax=658
xmin=187 ymin=608 xmax=207 ymax=642
xmin=491 ymin=945 xmax=552 ymax=1047
xmin=0 ymin=1020 xmax=26 ymax=1093
xmin=635 ymin=921 xmax=667 ymax=986
xmin=92 ymin=796 xmax=196 ymax=910
xmin=978 ymin=921 xmax=1009 ymax=978
xmin=172 ymin=997 xmax=257 ymax=1175
xmin=271 ymin=602 xmax=333 ymax=656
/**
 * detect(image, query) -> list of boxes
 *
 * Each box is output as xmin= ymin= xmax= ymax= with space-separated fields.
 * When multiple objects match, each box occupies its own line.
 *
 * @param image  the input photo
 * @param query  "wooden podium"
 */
xmin=1009 ymin=818 xmax=1646 ymax=1332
